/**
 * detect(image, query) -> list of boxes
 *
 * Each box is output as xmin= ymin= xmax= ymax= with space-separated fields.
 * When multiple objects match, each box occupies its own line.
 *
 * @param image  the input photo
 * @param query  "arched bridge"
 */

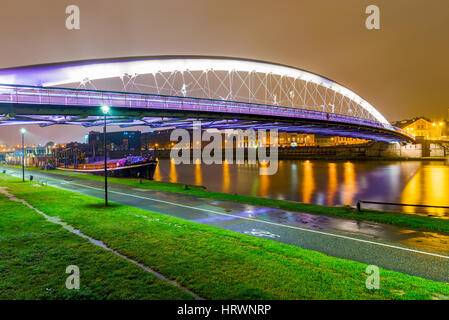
xmin=0 ymin=56 xmax=414 ymax=142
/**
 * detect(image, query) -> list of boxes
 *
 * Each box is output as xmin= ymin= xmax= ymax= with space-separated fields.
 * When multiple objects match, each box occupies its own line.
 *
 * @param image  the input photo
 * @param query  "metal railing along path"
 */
xmin=356 ymin=200 xmax=449 ymax=212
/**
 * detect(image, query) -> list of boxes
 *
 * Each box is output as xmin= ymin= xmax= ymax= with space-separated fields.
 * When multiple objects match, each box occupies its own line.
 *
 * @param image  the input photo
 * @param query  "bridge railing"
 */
xmin=0 ymin=84 xmax=414 ymax=140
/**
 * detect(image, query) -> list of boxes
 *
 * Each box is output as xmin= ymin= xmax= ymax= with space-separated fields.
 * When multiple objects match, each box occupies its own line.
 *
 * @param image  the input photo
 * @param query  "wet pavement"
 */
xmin=4 ymin=167 xmax=449 ymax=283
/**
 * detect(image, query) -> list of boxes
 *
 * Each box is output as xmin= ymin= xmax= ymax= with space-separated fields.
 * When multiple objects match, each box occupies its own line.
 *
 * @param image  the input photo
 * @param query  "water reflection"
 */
xmin=327 ymin=163 xmax=337 ymax=206
xmin=259 ymin=172 xmax=270 ymax=198
xmin=342 ymin=162 xmax=356 ymax=205
xmin=222 ymin=160 xmax=230 ymax=193
xmin=153 ymin=159 xmax=449 ymax=217
xmin=153 ymin=161 xmax=162 ymax=181
xmin=195 ymin=159 xmax=202 ymax=186
xmin=401 ymin=168 xmax=421 ymax=214
xmin=169 ymin=158 xmax=178 ymax=183
xmin=401 ymin=164 xmax=449 ymax=217
xmin=302 ymin=160 xmax=314 ymax=203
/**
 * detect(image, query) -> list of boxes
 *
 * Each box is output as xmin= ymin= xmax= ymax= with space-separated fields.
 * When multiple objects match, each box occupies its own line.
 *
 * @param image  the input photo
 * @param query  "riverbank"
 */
xmin=149 ymin=141 xmax=448 ymax=161
xmin=151 ymin=149 xmax=448 ymax=161
xmin=1 ymin=174 xmax=449 ymax=299
xmin=3 ymin=164 xmax=449 ymax=234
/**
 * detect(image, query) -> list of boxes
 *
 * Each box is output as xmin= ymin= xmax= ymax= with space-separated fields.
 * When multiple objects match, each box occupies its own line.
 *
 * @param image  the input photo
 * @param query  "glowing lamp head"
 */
xmin=20 ymin=128 xmax=26 ymax=134
xmin=101 ymin=105 xmax=110 ymax=114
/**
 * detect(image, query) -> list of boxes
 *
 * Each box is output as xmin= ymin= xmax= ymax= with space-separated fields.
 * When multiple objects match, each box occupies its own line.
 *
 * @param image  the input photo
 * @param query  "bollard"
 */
xmin=356 ymin=200 xmax=361 ymax=212
xmin=137 ymin=172 xmax=142 ymax=184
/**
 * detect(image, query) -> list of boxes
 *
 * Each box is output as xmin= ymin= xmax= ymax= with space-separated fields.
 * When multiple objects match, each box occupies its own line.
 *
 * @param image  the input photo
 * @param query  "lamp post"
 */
xmin=20 ymin=128 xmax=26 ymax=182
xmin=101 ymin=105 xmax=110 ymax=206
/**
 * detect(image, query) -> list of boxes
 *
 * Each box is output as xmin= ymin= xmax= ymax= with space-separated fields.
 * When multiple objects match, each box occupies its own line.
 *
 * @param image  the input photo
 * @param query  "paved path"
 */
xmin=5 ymin=167 xmax=449 ymax=282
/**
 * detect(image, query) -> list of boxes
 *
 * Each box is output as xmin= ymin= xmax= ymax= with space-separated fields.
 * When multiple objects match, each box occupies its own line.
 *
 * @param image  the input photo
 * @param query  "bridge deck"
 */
xmin=0 ymin=84 xmax=414 ymax=142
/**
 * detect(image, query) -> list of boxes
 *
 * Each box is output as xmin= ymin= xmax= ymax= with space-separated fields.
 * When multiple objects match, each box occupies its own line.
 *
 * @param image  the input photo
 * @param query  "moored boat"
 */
xmin=58 ymin=155 xmax=158 ymax=180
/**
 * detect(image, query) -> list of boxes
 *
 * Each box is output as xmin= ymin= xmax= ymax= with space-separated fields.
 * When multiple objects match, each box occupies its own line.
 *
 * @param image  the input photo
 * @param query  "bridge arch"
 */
xmin=0 ymin=56 xmax=389 ymax=125
xmin=0 ymin=56 xmax=414 ymax=142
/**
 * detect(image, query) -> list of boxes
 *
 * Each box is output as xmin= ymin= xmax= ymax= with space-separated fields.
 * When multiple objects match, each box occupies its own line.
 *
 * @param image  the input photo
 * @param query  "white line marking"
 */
xmin=6 ymin=169 xmax=449 ymax=260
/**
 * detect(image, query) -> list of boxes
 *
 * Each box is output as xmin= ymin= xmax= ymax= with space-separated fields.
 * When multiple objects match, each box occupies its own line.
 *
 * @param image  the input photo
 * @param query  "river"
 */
xmin=153 ymin=159 xmax=449 ymax=217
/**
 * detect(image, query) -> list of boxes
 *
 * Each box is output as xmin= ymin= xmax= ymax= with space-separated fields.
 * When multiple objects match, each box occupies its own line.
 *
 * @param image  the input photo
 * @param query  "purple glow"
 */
xmin=0 ymin=84 xmax=414 ymax=142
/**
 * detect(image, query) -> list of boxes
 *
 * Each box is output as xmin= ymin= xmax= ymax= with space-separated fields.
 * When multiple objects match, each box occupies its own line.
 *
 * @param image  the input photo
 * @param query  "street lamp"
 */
xmin=20 ymin=128 xmax=26 ymax=182
xmin=102 ymin=105 xmax=110 ymax=206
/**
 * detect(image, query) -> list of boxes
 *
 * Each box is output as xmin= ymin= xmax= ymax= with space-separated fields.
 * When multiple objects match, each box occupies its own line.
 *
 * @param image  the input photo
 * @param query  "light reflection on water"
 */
xmin=195 ymin=160 xmax=202 ymax=186
xmin=342 ymin=161 xmax=357 ymax=206
xmin=327 ymin=163 xmax=337 ymax=206
xmin=154 ymin=159 xmax=449 ymax=217
xmin=302 ymin=160 xmax=314 ymax=203
xmin=401 ymin=164 xmax=449 ymax=217
xmin=222 ymin=160 xmax=230 ymax=193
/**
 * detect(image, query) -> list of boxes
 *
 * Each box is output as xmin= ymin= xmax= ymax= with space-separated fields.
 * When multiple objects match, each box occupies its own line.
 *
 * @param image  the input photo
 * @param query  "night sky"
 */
xmin=0 ymin=0 xmax=448 ymax=146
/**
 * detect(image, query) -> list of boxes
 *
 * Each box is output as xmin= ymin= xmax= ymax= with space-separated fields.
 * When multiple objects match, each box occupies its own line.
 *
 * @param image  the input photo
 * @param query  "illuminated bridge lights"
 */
xmin=0 ymin=56 xmax=415 ymax=143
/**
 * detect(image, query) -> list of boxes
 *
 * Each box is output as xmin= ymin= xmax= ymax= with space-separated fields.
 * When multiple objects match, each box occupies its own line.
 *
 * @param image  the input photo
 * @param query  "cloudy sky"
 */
xmin=0 ymin=0 xmax=448 ymax=145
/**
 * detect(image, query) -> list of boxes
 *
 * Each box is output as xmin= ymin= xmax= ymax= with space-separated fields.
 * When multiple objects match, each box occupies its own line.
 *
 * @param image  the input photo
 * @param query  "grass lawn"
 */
xmin=0 ymin=179 xmax=192 ymax=299
xmin=1 ymin=174 xmax=449 ymax=300
xmin=4 ymin=165 xmax=449 ymax=235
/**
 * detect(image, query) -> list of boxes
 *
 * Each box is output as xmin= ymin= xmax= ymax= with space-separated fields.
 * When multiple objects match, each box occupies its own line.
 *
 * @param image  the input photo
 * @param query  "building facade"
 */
xmin=5 ymin=146 xmax=53 ymax=167
xmin=88 ymin=131 xmax=142 ymax=153
xmin=392 ymin=117 xmax=446 ymax=140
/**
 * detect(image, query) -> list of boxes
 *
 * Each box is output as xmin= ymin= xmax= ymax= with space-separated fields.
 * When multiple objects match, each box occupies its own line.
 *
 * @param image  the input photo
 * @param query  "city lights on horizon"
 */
xmin=0 ymin=116 xmax=447 ymax=153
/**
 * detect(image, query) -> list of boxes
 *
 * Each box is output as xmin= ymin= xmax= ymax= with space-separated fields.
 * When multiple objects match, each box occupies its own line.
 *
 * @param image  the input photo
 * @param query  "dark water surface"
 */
xmin=153 ymin=159 xmax=449 ymax=217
